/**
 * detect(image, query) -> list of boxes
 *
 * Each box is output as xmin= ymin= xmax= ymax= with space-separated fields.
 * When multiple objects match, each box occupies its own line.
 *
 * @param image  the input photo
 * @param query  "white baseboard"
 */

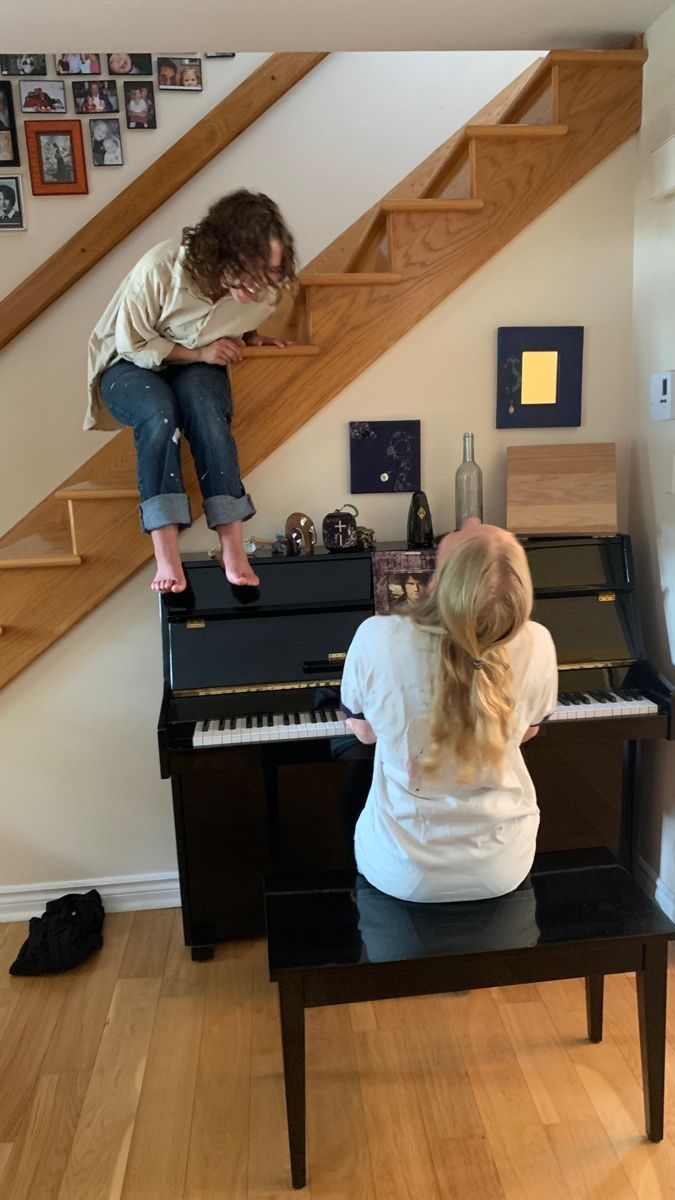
xmin=637 ymin=856 xmax=675 ymax=924
xmin=0 ymin=872 xmax=181 ymax=923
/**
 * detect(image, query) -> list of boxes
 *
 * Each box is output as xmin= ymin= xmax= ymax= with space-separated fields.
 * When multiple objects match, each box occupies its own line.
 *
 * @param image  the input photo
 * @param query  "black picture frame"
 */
xmin=89 ymin=117 xmax=123 ymax=166
xmin=19 ymin=78 xmax=67 ymax=114
xmin=157 ymin=56 xmax=202 ymax=90
xmin=72 ymin=79 xmax=119 ymax=114
xmin=107 ymin=54 xmax=153 ymax=76
xmin=0 ymin=80 xmax=20 ymax=166
xmin=123 ymin=81 xmax=157 ymax=129
xmin=0 ymin=175 xmax=25 ymax=229
xmin=54 ymin=54 xmax=102 ymax=76
xmin=0 ymin=54 xmax=47 ymax=76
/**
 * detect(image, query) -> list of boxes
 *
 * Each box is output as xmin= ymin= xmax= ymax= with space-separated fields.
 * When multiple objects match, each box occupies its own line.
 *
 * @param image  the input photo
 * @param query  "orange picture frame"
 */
xmin=24 ymin=118 xmax=88 ymax=195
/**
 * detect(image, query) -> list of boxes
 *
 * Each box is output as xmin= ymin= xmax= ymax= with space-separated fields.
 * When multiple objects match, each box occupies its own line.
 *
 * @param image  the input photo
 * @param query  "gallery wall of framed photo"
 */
xmin=0 ymin=52 xmax=235 ymax=231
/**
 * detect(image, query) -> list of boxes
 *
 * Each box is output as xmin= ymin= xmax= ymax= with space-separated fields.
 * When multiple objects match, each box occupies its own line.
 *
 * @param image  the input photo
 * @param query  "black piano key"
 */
xmin=310 ymin=711 xmax=317 ymax=723
xmin=218 ymin=718 xmax=226 ymax=731
xmin=283 ymin=713 xmax=290 ymax=725
xmin=572 ymin=692 xmax=591 ymax=704
xmin=229 ymin=717 xmax=237 ymax=729
xmin=558 ymin=695 xmax=572 ymax=706
xmin=256 ymin=714 xmax=263 ymax=727
xmin=246 ymin=716 xmax=252 ymax=728
xmin=589 ymin=691 xmax=609 ymax=703
xmin=266 ymin=714 xmax=274 ymax=726
xmin=293 ymin=712 xmax=301 ymax=724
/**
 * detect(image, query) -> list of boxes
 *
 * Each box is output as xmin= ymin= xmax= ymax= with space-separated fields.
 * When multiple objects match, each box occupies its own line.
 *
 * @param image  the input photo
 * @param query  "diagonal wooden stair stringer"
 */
xmin=0 ymin=48 xmax=647 ymax=689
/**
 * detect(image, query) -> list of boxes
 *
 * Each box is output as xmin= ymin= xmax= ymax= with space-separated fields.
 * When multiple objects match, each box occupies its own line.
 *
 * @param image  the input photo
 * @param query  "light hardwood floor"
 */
xmin=0 ymin=910 xmax=673 ymax=1200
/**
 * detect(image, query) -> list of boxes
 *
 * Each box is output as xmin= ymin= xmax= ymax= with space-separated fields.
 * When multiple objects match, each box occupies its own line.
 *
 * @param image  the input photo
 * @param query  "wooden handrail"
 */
xmin=0 ymin=52 xmax=327 ymax=353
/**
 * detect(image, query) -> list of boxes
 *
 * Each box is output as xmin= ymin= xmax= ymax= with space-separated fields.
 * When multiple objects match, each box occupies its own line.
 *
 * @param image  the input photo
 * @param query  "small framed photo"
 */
xmin=72 ymin=79 xmax=119 ymax=114
xmin=55 ymin=54 xmax=101 ymax=76
xmin=0 ymin=176 xmax=25 ymax=229
xmin=123 ymin=81 xmax=156 ymax=129
xmin=107 ymin=54 xmax=153 ymax=76
xmin=89 ymin=117 xmax=123 ymax=165
xmin=0 ymin=81 xmax=20 ymax=166
xmin=0 ymin=54 xmax=47 ymax=76
xmin=157 ymin=56 xmax=202 ymax=90
xmin=25 ymin=119 xmax=88 ymax=195
xmin=19 ymin=79 xmax=67 ymax=114
xmin=372 ymin=549 xmax=436 ymax=615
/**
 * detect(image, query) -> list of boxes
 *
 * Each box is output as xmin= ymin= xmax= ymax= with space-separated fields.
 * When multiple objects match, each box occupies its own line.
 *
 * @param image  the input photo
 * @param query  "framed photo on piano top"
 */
xmin=372 ymin=548 xmax=436 ymax=615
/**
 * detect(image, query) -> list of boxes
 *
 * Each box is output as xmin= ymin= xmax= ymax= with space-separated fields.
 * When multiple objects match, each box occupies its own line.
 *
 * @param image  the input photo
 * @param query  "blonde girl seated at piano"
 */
xmin=86 ymin=189 xmax=297 ymax=594
xmin=339 ymin=518 xmax=558 ymax=903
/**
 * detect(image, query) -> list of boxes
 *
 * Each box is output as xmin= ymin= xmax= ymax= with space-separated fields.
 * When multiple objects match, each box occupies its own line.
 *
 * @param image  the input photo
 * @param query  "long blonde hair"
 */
xmin=410 ymin=532 xmax=533 ymax=783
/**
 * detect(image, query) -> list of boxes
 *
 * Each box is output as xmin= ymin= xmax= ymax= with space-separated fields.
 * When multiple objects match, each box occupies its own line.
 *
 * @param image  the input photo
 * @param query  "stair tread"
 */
xmin=55 ymin=480 xmax=139 ymax=500
xmin=382 ymin=198 xmax=484 ymax=212
xmin=241 ymin=344 xmax=320 ymax=357
xmin=0 ymin=531 xmax=81 ymax=568
xmin=301 ymin=272 xmax=402 ymax=286
xmin=467 ymin=123 xmax=568 ymax=138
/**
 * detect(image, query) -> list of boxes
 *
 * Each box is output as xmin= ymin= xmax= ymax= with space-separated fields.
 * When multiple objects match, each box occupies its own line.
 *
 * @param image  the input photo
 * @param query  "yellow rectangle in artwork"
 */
xmin=521 ymin=350 xmax=558 ymax=405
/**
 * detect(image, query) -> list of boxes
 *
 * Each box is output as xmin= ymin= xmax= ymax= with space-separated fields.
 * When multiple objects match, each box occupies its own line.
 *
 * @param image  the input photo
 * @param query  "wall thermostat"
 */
xmin=650 ymin=371 xmax=674 ymax=421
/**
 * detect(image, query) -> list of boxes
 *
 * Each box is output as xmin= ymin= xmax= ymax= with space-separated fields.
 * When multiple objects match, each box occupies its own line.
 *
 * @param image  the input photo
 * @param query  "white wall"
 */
xmin=0 ymin=54 xmax=634 ymax=902
xmin=629 ymin=4 xmax=675 ymax=916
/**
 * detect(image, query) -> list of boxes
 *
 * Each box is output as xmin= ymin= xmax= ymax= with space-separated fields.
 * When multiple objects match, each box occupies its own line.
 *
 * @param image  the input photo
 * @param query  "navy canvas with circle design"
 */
xmin=349 ymin=420 xmax=421 ymax=493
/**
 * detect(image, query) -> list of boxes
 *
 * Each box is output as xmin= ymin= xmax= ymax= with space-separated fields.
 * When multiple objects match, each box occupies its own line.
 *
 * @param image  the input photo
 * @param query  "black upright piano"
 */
xmin=158 ymin=535 xmax=673 ymax=959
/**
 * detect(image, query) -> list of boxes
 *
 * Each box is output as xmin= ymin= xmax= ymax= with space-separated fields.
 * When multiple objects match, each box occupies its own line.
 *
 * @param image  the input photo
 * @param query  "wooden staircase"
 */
xmin=0 ymin=48 xmax=647 ymax=688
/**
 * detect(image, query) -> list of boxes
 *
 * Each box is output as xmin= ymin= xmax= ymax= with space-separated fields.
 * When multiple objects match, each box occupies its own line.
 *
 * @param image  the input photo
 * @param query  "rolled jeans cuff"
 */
xmin=140 ymin=493 xmax=192 ymax=533
xmin=204 ymin=493 xmax=256 ymax=529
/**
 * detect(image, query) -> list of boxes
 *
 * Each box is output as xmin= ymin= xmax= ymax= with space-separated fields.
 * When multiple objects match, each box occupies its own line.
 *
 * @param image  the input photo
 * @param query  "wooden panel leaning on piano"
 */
xmin=157 ymin=537 xmax=674 ymax=957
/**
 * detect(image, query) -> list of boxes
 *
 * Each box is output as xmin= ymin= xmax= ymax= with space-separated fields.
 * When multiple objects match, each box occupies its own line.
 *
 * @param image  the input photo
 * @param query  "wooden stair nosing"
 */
xmin=548 ymin=48 xmax=648 ymax=66
xmin=55 ymin=482 xmax=139 ymax=500
xmin=299 ymin=272 xmax=402 ymax=287
xmin=466 ymin=123 xmax=568 ymax=140
xmin=381 ymin=198 xmax=485 ymax=213
xmin=239 ymin=344 xmax=320 ymax=358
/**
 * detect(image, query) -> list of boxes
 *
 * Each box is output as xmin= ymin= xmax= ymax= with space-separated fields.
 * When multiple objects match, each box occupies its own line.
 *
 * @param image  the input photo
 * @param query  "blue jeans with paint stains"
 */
xmin=99 ymin=359 xmax=255 ymax=532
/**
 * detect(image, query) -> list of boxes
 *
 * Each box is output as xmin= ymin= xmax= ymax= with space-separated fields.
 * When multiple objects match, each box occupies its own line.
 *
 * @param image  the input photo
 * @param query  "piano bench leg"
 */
xmin=191 ymin=945 xmax=215 ymax=962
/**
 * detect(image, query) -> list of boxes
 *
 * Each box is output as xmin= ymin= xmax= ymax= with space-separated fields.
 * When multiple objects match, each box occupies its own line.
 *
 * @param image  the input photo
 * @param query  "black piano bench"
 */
xmin=264 ymin=847 xmax=675 ymax=1189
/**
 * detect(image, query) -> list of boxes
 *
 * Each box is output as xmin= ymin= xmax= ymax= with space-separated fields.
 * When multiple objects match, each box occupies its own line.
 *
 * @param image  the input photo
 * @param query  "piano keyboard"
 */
xmin=192 ymin=692 xmax=660 ymax=748
xmin=547 ymin=690 xmax=658 ymax=723
xmin=192 ymin=708 xmax=348 ymax=748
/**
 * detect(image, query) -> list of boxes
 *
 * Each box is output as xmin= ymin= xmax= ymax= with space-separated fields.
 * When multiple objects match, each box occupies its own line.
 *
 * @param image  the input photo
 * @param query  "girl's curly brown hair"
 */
xmin=181 ymin=189 xmax=297 ymax=298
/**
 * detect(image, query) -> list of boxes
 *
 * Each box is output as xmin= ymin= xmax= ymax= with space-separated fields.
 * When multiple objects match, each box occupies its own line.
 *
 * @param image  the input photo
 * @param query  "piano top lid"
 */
xmin=522 ymin=534 xmax=631 ymax=593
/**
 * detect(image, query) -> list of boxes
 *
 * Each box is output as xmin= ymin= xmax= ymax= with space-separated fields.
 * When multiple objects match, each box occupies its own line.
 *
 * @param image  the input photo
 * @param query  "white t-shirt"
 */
xmin=340 ymin=615 xmax=558 ymax=903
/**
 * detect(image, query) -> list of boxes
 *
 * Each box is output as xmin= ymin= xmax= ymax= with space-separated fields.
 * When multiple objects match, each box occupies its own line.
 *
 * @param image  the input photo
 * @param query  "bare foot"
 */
xmin=217 ymin=519 xmax=260 ymax=587
xmin=150 ymin=525 xmax=187 ymax=593
xmin=221 ymin=544 xmax=260 ymax=587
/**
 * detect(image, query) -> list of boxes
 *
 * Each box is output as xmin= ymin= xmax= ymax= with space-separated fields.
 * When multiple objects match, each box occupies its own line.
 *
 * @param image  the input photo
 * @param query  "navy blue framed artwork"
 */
xmin=349 ymin=420 xmax=421 ymax=493
xmin=496 ymin=326 xmax=584 ymax=429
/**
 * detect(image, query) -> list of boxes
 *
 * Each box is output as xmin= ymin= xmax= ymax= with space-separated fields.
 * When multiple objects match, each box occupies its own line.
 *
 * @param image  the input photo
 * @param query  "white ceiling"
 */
xmin=5 ymin=0 xmax=672 ymax=50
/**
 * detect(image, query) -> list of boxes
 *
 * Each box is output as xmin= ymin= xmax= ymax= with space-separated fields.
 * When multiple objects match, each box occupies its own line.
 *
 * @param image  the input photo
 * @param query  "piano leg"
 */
xmin=191 ymin=945 xmax=215 ymax=962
